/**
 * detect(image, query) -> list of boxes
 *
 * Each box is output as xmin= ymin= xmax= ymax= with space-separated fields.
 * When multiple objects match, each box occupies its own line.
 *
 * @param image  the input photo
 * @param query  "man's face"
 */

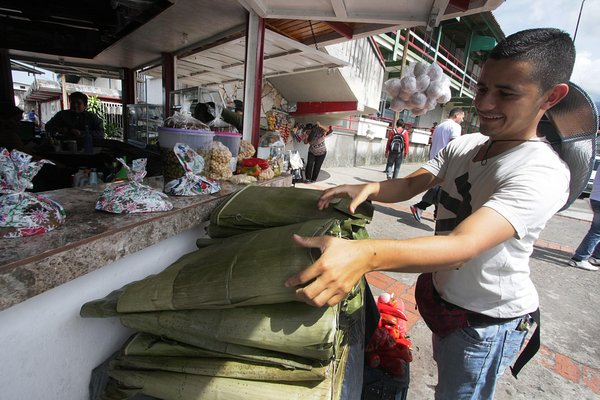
xmin=454 ymin=112 xmax=465 ymax=124
xmin=474 ymin=59 xmax=548 ymax=140
xmin=70 ymin=99 xmax=86 ymax=113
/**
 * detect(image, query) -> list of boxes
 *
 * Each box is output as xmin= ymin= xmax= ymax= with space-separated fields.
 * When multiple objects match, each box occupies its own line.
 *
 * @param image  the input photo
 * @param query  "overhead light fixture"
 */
xmin=181 ymin=32 xmax=189 ymax=45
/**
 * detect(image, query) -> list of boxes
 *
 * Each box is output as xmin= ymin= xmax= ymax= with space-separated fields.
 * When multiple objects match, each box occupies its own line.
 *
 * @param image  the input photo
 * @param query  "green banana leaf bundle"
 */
xmin=81 ymin=218 xmax=336 ymax=314
xmin=208 ymin=186 xmax=374 ymax=238
xmin=110 ymin=355 xmax=329 ymax=382
xmin=122 ymin=332 xmax=318 ymax=371
xmin=119 ymin=301 xmax=338 ymax=361
xmin=104 ymin=343 xmax=352 ymax=400
xmin=121 ymin=333 xmax=328 ymax=377
xmin=107 ymin=369 xmax=337 ymax=400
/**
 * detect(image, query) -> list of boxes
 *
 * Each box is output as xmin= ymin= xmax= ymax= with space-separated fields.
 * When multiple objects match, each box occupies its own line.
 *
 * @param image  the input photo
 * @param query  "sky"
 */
xmin=493 ymin=0 xmax=600 ymax=102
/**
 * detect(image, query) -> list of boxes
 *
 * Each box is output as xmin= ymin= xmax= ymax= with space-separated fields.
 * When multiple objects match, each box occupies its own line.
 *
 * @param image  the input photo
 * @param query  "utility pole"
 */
xmin=574 ymin=0 xmax=586 ymax=43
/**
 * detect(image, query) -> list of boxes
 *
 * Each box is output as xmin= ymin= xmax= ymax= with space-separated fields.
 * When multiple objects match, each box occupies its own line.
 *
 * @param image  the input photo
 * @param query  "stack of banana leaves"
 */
xmin=82 ymin=186 xmax=374 ymax=400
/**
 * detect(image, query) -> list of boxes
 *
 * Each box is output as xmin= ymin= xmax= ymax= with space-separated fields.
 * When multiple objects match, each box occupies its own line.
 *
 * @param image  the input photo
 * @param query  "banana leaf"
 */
xmin=208 ymin=186 xmax=374 ymax=238
xmin=110 ymin=355 xmax=329 ymax=382
xmin=85 ymin=219 xmax=335 ymax=314
xmin=119 ymin=302 xmax=338 ymax=361
xmin=108 ymin=369 xmax=338 ymax=400
xmin=124 ymin=332 xmax=318 ymax=371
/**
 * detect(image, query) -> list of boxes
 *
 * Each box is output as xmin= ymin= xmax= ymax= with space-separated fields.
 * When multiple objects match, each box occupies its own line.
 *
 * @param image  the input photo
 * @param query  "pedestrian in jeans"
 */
xmin=286 ymin=28 xmax=577 ymax=399
xmin=411 ymin=108 xmax=465 ymax=221
xmin=385 ymin=119 xmax=409 ymax=179
xmin=568 ymin=171 xmax=600 ymax=271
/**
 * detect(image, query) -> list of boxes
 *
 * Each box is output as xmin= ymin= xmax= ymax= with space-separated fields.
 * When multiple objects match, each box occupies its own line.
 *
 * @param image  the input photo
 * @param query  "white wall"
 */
xmin=0 ymin=224 xmax=207 ymax=400
xmin=325 ymin=38 xmax=385 ymax=113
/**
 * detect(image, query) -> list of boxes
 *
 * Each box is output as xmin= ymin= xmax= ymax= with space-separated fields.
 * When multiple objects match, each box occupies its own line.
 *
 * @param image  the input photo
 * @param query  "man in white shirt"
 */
xmin=286 ymin=28 xmax=576 ymax=399
xmin=410 ymin=108 xmax=465 ymax=222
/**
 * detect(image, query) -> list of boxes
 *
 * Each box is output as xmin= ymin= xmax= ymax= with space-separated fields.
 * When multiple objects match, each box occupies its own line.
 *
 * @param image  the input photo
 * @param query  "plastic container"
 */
xmin=158 ymin=127 xmax=214 ymax=183
xmin=213 ymin=132 xmax=242 ymax=158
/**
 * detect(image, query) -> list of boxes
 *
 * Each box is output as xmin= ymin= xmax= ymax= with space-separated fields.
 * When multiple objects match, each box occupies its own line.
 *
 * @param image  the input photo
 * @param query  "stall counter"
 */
xmin=0 ymin=174 xmax=292 ymax=400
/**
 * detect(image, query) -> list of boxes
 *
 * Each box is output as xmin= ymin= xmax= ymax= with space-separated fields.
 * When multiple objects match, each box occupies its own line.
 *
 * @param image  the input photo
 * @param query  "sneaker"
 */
xmin=410 ymin=205 xmax=423 ymax=222
xmin=567 ymin=259 xmax=599 ymax=271
xmin=589 ymin=256 xmax=600 ymax=266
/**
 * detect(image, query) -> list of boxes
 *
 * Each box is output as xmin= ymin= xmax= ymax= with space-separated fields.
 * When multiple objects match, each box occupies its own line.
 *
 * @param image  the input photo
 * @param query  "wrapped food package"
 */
xmin=0 ymin=148 xmax=66 ymax=238
xmin=95 ymin=158 xmax=173 ymax=214
xmin=163 ymin=143 xmax=221 ymax=196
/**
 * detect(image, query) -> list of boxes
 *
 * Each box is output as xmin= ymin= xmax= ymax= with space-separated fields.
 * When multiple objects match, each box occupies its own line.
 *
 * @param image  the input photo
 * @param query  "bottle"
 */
xmin=115 ymin=156 xmax=129 ymax=181
xmin=89 ymin=168 xmax=99 ymax=186
xmin=84 ymin=124 xmax=93 ymax=154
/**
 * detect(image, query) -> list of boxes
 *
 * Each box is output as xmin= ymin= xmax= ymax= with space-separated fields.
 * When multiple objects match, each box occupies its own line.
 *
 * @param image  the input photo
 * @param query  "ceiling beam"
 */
xmin=428 ymin=0 xmax=450 ymax=30
xmin=324 ymin=21 xmax=353 ymax=40
xmin=330 ymin=0 xmax=348 ymax=19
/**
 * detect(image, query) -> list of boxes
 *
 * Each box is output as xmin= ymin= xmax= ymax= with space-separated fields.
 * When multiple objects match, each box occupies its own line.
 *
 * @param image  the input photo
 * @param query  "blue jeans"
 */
xmin=572 ymin=199 xmax=600 ymax=261
xmin=385 ymin=151 xmax=403 ymax=179
xmin=432 ymin=318 xmax=526 ymax=400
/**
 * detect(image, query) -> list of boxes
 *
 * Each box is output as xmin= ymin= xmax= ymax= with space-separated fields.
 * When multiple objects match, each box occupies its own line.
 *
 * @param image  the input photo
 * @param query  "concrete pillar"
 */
xmin=162 ymin=52 xmax=175 ymax=117
xmin=242 ymin=10 xmax=265 ymax=149
xmin=0 ymin=49 xmax=14 ymax=106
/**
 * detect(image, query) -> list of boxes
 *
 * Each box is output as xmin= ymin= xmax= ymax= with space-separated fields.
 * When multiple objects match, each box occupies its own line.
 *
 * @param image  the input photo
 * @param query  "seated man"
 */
xmin=45 ymin=91 xmax=104 ymax=143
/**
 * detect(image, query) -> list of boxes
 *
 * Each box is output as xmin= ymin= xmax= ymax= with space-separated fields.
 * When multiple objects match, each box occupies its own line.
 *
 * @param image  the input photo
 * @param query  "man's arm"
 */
xmin=317 ymin=167 xmax=440 ymax=213
xmin=44 ymin=112 xmax=65 ymax=135
xmin=285 ymin=206 xmax=516 ymax=307
xmin=88 ymin=113 xmax=104 ymax=139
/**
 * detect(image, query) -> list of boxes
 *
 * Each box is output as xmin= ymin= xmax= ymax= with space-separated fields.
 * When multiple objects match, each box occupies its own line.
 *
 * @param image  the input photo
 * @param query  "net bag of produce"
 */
xmin=208 ymin=185 xmax=374 ymax=238
xmin=164 ymin=143 xmax=221 ymax=196
xmin=95 ymin=158 xmax=173 ymax=214
xmin=0 ymin=148 xmax=66 ymax=238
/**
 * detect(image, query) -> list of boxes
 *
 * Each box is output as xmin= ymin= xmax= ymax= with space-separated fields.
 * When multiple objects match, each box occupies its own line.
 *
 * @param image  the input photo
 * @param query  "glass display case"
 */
xmin=170 ymin=86 xmax=224 ymax=115
xmin=126 ymin=104 xmax=164 ymax=147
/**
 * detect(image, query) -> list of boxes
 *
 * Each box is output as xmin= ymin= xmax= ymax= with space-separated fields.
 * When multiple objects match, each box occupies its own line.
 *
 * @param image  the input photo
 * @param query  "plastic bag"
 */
xmin=163 ymin=111 xmax=210 ymax=130
xmin=383 ymin=61 xmax=453 ymax=116
xmin=208 ymin=103 xmax=235 ymax=132
xmin=95 ymin=158 xmax=173 ymax=214
xmin=164 ymin=143 xmax=221 ymax=196
xmin=0 ymin=148 xmax=66 ymax=238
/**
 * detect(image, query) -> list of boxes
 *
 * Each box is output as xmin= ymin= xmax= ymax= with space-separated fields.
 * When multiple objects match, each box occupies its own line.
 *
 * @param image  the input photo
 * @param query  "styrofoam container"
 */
xmin=213 ymin=131 xmax=242 ymax=158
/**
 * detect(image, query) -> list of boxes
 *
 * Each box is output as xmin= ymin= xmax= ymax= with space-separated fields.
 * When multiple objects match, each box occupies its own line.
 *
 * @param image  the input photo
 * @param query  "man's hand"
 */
xmin=284 ymin=234 xmax=374 ymax=307
xmin=317 ymin=183 xmax=378 ymax=213
xmin=70 ymin=129 xmax=82 ymax=138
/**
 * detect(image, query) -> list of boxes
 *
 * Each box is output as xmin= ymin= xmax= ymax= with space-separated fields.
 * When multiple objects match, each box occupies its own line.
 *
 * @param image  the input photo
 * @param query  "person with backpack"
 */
xmin=410 ymin=108 xmax=464 ymax=221
xmin=385 ymin=119 xmax=409 ymax=179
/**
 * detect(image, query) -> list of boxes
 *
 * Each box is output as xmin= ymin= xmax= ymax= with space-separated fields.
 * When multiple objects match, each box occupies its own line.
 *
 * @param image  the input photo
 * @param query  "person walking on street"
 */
xmin=286 ymin=28 xmax=576 ymax=399
xmin=568 ymin=171 xmax=600 ymax=271
xmin=411 ymin=108 xmax=465 ymax=221
xmin=303 ymin=123 xmax=332 ymax=183
xmin=385 ymin=119 xmax=410 ymax=179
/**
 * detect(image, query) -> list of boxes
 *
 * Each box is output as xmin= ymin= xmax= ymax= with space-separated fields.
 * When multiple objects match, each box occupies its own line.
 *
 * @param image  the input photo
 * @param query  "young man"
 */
xmin=285 ymin=28 xmax=574 ymax=399
xmin=411 ymin=108 xmax=465 ymax=221
xmin=385 ymin=119 xmax=410 ymax=179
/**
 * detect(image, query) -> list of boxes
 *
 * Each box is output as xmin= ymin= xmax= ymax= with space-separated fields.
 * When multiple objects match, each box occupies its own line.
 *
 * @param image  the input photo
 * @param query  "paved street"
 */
xmin=297 ymin=162 xmax=600 ymax=399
